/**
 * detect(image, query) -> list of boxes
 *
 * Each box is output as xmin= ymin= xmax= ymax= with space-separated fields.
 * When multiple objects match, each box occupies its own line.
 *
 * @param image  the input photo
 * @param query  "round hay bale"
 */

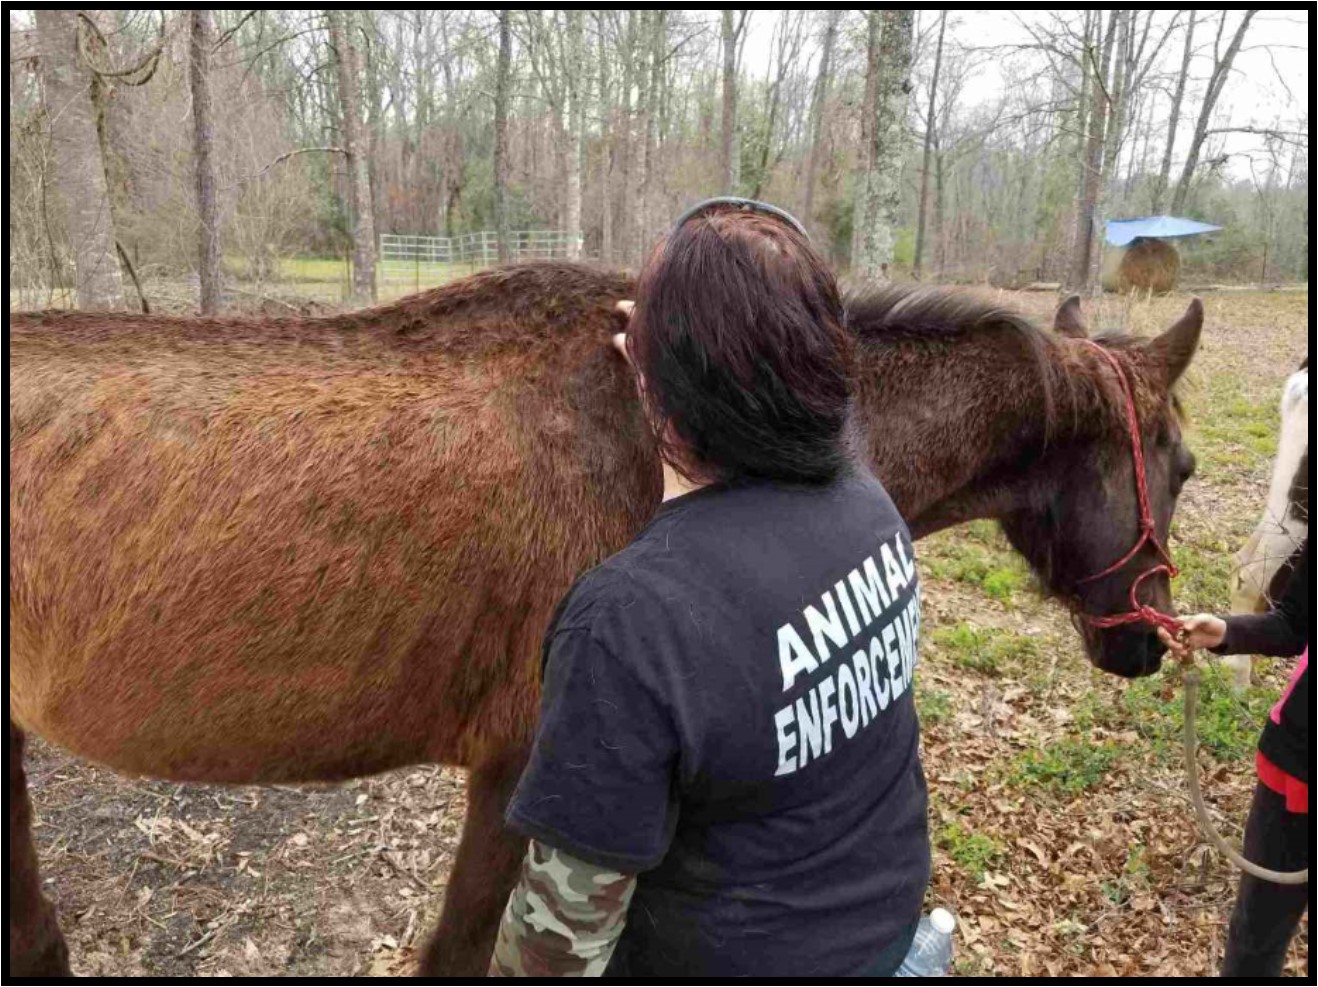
xmin=1104 ymin=237 xmax=1181 ymax=294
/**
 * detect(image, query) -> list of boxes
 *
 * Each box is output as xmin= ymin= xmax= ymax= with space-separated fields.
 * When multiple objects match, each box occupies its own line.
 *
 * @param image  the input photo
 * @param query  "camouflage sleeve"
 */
xmin=488 ymin=839 xmax=637 ymax=977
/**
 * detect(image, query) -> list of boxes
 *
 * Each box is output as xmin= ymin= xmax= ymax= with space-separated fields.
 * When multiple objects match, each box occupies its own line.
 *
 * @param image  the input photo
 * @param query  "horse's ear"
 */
xmin=1053 ymin=295 xmax=1088 ymax=338
xmin=1146 ymin=298 xmax=1203 ymax=388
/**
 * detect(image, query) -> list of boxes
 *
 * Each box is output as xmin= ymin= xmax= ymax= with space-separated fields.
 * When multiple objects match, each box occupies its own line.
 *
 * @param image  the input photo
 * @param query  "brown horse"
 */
xmin=8 ymin=266 xmax=1201 ymax=977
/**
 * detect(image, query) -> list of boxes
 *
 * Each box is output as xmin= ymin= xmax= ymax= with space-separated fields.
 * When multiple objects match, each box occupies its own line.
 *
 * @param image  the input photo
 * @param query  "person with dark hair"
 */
xmin=1159 ymin=544 xmax=1310 ymax=978
xmin=489 ymin=201 xmax=930 ymax=977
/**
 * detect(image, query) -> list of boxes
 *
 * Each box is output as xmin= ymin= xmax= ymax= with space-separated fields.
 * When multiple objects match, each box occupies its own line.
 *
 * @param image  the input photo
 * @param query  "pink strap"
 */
xmin=1271 ymin=647 xmax=1307 ymax=726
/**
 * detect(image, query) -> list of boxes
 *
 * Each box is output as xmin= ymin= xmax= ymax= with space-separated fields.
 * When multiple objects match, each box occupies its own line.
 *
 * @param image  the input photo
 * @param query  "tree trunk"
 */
xmin=615 ymin=13 xmax=636 ymax=264
xmin=851 ymin=11 xmax=881 ymax=268
xmin=493 ymin=11 xmax=512 ymax=263
xmin=1170 ymin=9 xmax=1256 ymax=215
xmin=34 ymin=8 xmax=124 ymax=310
xmin=719 ymin=10 xmax=742 ymax=193
xmin=1069 ymin=11 xmax=1116 ymax=295
xmin=933 ymin=143 xmax=946 ymax=276
xmin=190 ymin=10 xmax=221 ymax=315
xmin=329 ymin=10 xmax=377 ymax=302
xmin=1067 ymin=10 xmax=1093 ymax=264
xmin=564 ymin=11 xmax=584 ymax=259
xmin=631 ymin=12 xmax=653 ymax=267
xmin=361 ymin=14 xmax=387 ymax=237
xmin=913 ymin=10 xmax=946 ymax=280
xmin=1152 ymin=9 xmax=1195 ymax=214
xmin=853 ymin=10 xmax=912 ymax=282
xmin=749 ymin=12 xmax=799 ymax=201
xmin=1101 ymin=12 xmax=1131 ymax=206
xmin=597 ymin=13 xmax=614 ymax=264
xmin=802 ymin=10 xmax=840 ymax=233
xmin=638 ymin=12 xmax=666 ymax=265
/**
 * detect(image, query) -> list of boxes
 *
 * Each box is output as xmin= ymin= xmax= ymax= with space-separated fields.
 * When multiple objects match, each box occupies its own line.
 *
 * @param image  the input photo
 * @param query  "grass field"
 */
xmin=234 ymin=255 xmax=482 ymax=304
xmin=23 ymin=288 xmax=1309 ymax=977
xmin=9 ymin=257 xmax=487 ymax=312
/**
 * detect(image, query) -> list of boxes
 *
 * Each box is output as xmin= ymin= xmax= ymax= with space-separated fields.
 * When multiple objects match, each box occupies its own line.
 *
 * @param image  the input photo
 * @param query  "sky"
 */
xmin=738 ymin=10 xmax=1309 ymax=187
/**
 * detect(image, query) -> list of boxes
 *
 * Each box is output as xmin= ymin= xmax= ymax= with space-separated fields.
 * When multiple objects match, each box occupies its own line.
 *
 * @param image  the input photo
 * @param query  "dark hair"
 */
xmin=628 ymin=205 xmax=853 ymax=485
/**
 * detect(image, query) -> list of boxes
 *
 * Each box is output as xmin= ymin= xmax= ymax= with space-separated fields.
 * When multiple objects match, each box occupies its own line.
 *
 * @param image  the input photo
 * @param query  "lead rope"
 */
xmin=1183 ymin=667 xmax=1309 ymax=885
xmin=1076 ymin=340 xmax=1307 ymax=886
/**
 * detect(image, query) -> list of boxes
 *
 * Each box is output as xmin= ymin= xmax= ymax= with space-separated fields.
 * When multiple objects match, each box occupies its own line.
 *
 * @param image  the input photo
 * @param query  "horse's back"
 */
xmin=9 ymin=308 xmax=550 ymax=781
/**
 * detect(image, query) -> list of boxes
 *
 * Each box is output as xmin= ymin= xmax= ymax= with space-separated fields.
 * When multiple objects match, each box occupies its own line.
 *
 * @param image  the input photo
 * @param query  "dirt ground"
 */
xmin=20 ymin=287 xmax=1310 ymax=977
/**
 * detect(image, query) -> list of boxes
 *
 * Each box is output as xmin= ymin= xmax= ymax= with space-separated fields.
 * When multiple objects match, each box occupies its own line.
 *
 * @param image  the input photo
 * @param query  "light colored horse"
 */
xmin=1224 ymin=360 xmax=1309 ymax=689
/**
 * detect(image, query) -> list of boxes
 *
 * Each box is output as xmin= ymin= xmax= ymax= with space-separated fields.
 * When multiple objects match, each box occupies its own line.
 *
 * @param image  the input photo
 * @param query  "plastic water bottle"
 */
xmin=894 ymin=908 xmax=956 ymax=977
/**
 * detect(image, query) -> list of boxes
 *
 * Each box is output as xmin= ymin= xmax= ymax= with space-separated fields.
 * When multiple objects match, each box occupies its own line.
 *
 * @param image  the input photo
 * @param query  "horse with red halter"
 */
xmin=8 ymin=267 xmax=1201 ymax=976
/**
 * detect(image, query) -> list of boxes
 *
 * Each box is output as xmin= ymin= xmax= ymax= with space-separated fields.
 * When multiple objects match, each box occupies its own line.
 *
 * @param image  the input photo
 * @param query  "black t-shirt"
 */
xmin=506 ymin=473 xmax=930 ymax=978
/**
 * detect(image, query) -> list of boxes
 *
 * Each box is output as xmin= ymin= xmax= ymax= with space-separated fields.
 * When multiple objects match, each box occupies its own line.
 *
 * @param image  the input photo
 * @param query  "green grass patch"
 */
xmin=1102 ymin=845 xmax=1151 ymax=905
xmin=1072 ymin=687 xmax=1121 ymax=732
xmin=919 ymin=523 xmax=1033 ymax=603
xmin=1010 ymin=736 xmax=1118 ymax=793
xmin=277 ymin=256 xmax=352 ymax=282
xmin=1185 ymin=375 xmax=1279 ymax=474
xmin=931 ymin=623 xmax=1039 ymax=677
xmin=937 ymin=822 xmax=1003 ymax=882
xmin=1168 ymin=534 xmax=1237 ymax=614
xmin=1121 ymin=662 xmax=1277 ymax=763
xmin=915 ymin=685 xmax=953 ymax=726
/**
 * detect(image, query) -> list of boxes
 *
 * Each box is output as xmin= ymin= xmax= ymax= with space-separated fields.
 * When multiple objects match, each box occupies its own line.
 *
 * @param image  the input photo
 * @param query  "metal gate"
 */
xmin=379 ymin=231 xmax=584 ymax=290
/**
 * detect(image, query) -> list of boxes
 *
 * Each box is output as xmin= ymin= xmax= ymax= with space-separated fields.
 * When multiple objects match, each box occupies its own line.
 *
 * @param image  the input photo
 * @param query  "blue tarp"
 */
xmin=1105 ymin=215 xmax=1224 ymax=247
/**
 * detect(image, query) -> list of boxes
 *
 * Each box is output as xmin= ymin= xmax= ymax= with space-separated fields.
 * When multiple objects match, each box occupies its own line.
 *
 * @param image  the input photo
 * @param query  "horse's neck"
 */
xmin=858 ymin=337 xmax=1059 ymax=537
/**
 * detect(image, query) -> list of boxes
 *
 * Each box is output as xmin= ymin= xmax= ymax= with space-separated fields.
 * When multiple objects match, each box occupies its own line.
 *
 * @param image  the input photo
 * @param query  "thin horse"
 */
xmin=8 ymin=266 xmax=1202 ymax=976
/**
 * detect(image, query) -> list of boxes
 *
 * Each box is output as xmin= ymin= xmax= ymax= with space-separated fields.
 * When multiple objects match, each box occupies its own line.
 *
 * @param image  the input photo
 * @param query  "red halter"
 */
xmin=1074 ymin=340 xmax=1184 ymax=636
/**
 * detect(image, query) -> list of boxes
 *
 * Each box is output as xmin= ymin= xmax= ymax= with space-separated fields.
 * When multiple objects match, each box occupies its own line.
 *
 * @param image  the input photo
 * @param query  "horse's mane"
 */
xmin=844 ymin=282 xmax=1050 ymax=349
xmin=845 ymin=283 xmax=1065 ymax=435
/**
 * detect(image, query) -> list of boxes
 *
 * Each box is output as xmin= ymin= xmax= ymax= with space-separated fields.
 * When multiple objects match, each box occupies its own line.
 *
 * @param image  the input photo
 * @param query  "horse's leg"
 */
xmin=8 ymin=719 xmax=72 ymax=977
xmin=416 ymin=748 xmax=529 ymax=977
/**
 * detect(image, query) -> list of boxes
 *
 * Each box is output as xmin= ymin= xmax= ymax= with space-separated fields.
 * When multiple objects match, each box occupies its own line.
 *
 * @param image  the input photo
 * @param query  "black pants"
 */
xmin=1222 ymin=782 xmax=1310 ymax=978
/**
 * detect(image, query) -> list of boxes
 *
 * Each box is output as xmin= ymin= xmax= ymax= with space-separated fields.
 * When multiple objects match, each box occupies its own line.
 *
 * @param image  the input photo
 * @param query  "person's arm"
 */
xmin=1212 ymin=548 xmax=1309 ymax=658
xmin=496 ymin=608 xmax=679 ymax=976
xmin=489 ymin=839 xmax=636 ymax=977
xmin=1160 ymin=549 xmax=1310 ymax=660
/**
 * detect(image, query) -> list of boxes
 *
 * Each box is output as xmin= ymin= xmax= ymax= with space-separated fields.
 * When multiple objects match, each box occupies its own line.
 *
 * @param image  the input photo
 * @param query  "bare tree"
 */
xmin=749 ymin=11 xmax=805 ymax=200
xmin=11 ymin=9 xmax=1304 ymax=306
xmin=719 ymin=11 xmax=749 ymax=193
xmin=1069 ymin=10 xmax=1118 ymax=295
xmin=190 ymin=10 xmax=221 ymax=314
xmin=1170 ymin=9 xmax=1258 ymax=214
xmin=564 ymin=10 xmax=585 ymax=259
xmin=1152 ymin=10 xmax=1196 ymax=213
xmin=850 ymin=12 xmax=881 ymax=268
xmin=329 ymin=10 xmax=377 ymax=302
xmin=801 ymin=10 xmax=841 ymax=233
xmin=638 ymin=12 xmax=667 ymax=265
xmin=913 ymin=11 xmax=947 ymax=279
xmin=631 ymin=12 xmax=655 ymax=266
xmin=1104 ymin=11 xmax=1180 ymax=207
xmin=34 ymin=9 xmax=124 ymax=309
xmin=853 ymin=10 xmax=913 ymax=281
xmin=597 ymin=13 xmax=616 ymax=264
xmin=494 ymin=11 xmax=512 ymax=263
xmin=360 ymin=13 xmax=388 ymax=235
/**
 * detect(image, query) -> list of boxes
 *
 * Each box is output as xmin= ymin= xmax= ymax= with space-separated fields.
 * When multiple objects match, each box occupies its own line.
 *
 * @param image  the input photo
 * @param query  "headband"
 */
xmin=670 ymin=196 xmax=811 ymax=241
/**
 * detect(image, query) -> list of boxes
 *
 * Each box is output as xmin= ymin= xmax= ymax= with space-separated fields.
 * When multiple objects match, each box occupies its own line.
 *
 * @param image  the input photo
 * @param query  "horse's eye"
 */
xmin=1172 ymin=448 xmax=1196 ymax=494
xmin=1179 ymin=449 xmax=1196 ymax=480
